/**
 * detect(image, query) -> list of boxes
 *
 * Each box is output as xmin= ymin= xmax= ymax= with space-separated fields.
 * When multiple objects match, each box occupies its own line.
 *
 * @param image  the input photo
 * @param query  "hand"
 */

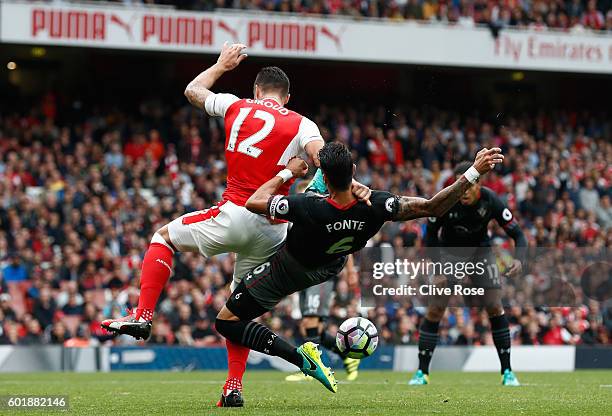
xmin=351 ymin=179 xmax=372 ymax=206
xmin=505 ymin=259 xmax=522 ymax=277
xmin=216 ymin=42 xmax=248 ymax=72
xmin=287 ymin=157 xmax=308 ymax=178
xmin=473 ymin=147 xmax=504 ymax=175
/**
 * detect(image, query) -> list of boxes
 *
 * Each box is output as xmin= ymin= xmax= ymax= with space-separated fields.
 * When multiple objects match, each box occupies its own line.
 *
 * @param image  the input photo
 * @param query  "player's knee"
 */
xmin=154 ymin=225 xmax=171 ymax=244
xmin=150 ymin=226 xmax=174 ymax=251
xmin=215 ymin=318 xmax=235 ymax=341
xmin=217 ymin=305 xmax=240 ymax=321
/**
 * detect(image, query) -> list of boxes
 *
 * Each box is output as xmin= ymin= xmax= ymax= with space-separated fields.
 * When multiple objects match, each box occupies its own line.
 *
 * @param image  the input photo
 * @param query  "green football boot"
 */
xmin=408 ymin=369 xmax=429 ymax=385
xmin=296 ymin=342 xmax=338 ymax=393
xmin=343 ymin=356 xmax=360 ymax=381
xmin=502 ymin=369 xmax=520 ymax=386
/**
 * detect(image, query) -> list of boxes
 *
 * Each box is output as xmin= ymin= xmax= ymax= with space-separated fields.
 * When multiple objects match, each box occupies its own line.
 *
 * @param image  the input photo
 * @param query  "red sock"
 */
xmin=226 ymin=340 xmax=250 ymax=383
xmin=136 ymin=242 xmax=173 ymax=321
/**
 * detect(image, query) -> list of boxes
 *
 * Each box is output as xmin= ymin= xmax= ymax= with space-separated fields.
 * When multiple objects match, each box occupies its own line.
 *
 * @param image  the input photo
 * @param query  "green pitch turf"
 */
xmin=1 ymin=371 xmax=611 ymax=415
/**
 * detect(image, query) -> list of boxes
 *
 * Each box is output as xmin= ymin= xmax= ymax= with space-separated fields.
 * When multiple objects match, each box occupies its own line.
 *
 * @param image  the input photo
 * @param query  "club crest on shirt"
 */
xmin=502 ymin=208 xmax=513 ymax=221
xmin=477 ymin=206 xmax=488 ymax=218
xmin=277 ymin=199 xmax=289 ymax=215
xmin=385 ymin=197 xmax=395 ymax=213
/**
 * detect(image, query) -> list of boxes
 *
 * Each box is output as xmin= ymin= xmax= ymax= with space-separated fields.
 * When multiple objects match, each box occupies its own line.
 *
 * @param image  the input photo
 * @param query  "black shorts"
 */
xmin=227 ymin=246 xmax=346 ymax=318
xmin=439 ymin=247 xmax=501 ymax=289
xmin=226 ymin=279 xmax=270 ymax=321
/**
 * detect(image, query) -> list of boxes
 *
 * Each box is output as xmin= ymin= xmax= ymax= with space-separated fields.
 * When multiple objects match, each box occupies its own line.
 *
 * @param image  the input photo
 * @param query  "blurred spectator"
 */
xmin=2 ymin=254 xmax=28 ymax=282
xmin=32 ymin=287 xmax=56 ymax=329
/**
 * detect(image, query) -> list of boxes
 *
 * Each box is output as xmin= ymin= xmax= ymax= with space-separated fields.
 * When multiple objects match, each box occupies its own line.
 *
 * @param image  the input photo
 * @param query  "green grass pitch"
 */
xmin=1 ymin=371 xmax=611 ymax=415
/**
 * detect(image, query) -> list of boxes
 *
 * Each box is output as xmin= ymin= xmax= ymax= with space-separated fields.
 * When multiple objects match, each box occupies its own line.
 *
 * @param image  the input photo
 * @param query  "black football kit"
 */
xmin=226 ymin=190 xmax=399 ymax=319
xmin=424 ymin=186 xmax=527 ymax=288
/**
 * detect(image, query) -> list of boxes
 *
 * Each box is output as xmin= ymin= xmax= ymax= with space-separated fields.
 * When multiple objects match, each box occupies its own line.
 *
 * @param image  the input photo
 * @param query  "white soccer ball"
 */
xmin=336 ymin=317 xmax=379 ymax=359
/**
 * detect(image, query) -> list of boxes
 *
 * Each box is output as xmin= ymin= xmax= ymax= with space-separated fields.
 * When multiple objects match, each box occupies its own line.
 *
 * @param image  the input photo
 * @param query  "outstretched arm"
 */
xmin=184 ymin=42 xmax=247 ymax=110
xmin=245 ymin=158 xmax=309 ymax=215
xmin=393 ymin=148 xmax=504 ymax=221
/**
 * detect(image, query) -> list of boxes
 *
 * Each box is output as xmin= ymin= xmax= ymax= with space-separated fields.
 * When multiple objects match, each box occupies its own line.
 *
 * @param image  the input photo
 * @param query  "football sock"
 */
xmin=304 ymin=327 xmax=320 ymax=343
xmin=303 ymin=324 xmax=342 ymax=357
xmin=216 ymin=319 xmax=303 ymax=368
xmin=417 ymin=318 xmax=440 ymax=375
xmin=490 ymin=314 xmax=512 ymax=374
xmin=225 ymin=340 xmax=250 ymax=383
xmin=136 ymin=241 xmax=174 ymax=320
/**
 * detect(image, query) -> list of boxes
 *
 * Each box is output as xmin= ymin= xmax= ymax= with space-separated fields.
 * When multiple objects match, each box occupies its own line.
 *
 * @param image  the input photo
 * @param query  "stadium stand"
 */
xmin=0 ymin=93 xmax=610 ymax=347
xmin=139 ymin=0 xmax=612 ymax=31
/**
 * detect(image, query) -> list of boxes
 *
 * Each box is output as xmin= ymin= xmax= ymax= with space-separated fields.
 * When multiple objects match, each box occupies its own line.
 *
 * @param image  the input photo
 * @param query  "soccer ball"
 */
xmin=336 ymin=317 xmax=379 ymax=359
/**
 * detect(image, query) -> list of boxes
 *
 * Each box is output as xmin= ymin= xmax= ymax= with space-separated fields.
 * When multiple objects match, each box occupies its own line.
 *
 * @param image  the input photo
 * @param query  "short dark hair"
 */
xmin=453 ymin=161 xmax=472 ymax=176
xmin=254 ymin=66 xmax=290 ymax=98
xmin=319 ymin=142 xmax=353 ymax=191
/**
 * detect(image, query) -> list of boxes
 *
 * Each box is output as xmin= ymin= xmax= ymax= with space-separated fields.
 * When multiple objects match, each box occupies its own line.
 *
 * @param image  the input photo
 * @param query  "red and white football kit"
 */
xmin=168 ymin=93 xmax=323 ymax=286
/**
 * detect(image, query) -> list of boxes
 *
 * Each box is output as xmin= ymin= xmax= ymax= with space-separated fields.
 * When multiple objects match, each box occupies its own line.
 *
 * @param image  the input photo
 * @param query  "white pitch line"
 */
xmin=600 ymin=385 xmax=612 ymax=388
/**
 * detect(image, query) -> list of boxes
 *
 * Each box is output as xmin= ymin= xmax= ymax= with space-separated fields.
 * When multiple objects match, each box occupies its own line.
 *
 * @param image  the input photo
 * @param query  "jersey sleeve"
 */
xmin=204 ymin=93 xmax=240 ymax=117
xmin=296 ymin=117 xmax=324 ymax=150
xmin=370 ymin=191 xmax=400 ymax=222
xmin=267 ymin=194 xmax=312 ymax=223
xmin=491 ymin=194 xmax=528 ymax=262
xmin=491 ymin=194 xmax=515 ymax=228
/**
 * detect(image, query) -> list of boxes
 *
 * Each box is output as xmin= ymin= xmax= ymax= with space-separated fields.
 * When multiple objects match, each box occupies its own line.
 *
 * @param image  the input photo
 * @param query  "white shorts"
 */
xmin=167 ymin=200 xmax=288 ymax=288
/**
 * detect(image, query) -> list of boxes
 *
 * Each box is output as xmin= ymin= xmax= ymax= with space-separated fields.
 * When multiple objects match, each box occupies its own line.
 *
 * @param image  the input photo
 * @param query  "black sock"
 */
xmin=320 ymin=330 xmax=342 ymax=356
xmin=489 ymin=315 xmax=512 ymax=374
xmin=304 ymin=327 xmax=320 ymax=344
xmin=418 ymin=319 xmax=440 ymax=375
xmin=216 ymin=319 xmax=303 ymax=368
xmin=490 ymin=314 xmax=512 ymax=374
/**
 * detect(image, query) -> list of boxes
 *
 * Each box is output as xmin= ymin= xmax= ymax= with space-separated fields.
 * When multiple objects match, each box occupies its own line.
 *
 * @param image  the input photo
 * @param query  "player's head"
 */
xmin=254 ymin=66 xmax=290 ymax=105
xmin=318 ymin=142 xmax=355 ymax=192
xmin=454 ymin=161 xmax=480 ymax=205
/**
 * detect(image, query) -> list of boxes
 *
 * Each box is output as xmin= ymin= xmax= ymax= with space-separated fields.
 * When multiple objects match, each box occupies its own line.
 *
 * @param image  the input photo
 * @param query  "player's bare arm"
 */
xmin=394 ymin=148 xmax=504 ymax=221
xmin=351 ymin=180 xmax=371 ymax=206
xmin=184 ymin=42 xmax=247 ymax=109
xmin=305 ymin=140 xmax=324 ymax=167
xmin=246 ymin=158 xmax=309 ymax=214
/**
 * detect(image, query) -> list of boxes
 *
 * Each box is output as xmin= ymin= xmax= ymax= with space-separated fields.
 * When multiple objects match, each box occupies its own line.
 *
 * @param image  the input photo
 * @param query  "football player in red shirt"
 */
xmin=102 ymin=42 xmax=370 ymax=407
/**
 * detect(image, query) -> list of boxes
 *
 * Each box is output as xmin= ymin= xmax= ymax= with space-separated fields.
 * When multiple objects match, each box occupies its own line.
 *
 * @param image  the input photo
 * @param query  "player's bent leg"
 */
xmin=217 ymin=281 xmax=338 ymax=394
xmin=215 ymin=315 xmax=337 ymax=393
xmin=101 ymin=227 xmax=179 ymax=340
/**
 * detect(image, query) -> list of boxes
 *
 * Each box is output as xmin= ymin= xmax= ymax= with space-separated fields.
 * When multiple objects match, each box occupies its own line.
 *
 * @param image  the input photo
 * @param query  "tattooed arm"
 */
xmin=393 ymin=177 xmax=473 ymax=221
xmin=392 ymin=148 xmax=504 ymax=221
xmin=184 ymin=42 xmax=247 ymax=110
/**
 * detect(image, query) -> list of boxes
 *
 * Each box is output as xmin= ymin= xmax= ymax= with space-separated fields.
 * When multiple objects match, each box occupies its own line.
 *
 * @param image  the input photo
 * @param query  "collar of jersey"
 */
xmin=326 ymin=197 xmax=358 ymax=210
xmin=261 ymin=96 xmax=283 ymax=105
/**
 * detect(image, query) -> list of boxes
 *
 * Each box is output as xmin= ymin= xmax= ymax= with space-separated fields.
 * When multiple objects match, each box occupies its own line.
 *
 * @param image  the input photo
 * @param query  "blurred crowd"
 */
xmin=133 ymin=0 xmax=612 ymax=32
xmin=0 ymin=92 xmax=610 ymax=348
